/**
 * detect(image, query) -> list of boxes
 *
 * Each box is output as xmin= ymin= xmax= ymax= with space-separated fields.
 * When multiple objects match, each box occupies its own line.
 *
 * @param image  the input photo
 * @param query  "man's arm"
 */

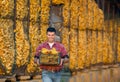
xmin=59 ymin=45 xmax=69 ymax=66
xmin=34 ymin=44 xmax=42 ymax=65
xmin=62 ymin=55 xmax=69 ymax=63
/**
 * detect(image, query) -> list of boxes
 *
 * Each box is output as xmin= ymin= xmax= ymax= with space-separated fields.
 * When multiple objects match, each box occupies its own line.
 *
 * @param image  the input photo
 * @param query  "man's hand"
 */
xmin=59 ymin=57 xmax=69 ymax=66
xmin=63 ymin=57 xmax=69 ymax=63
xmin=34 ymin=58 xmax=40 ymax=65
xmin=59 ymin=59 xmax=64 ymax=66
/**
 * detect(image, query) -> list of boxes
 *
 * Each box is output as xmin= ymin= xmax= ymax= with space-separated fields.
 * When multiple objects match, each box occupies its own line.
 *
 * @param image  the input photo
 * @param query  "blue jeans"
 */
xmin=42 ymin=69 xmax=62 ymax=82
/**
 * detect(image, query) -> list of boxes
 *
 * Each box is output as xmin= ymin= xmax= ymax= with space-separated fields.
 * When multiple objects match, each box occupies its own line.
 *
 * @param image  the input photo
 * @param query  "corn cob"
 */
xmin=0 ymin=19 xmax=14 ymax=74
xmin=77 ymin=31 xmax=87 ymax=69
xmin=15 ymin=20 xmax=30 ymax=67
xmin=97 ymin=31 xmax=103 ymax=63
xmin=70 ymin=0 xmax=79 ymax=29
xmin=90 ymin=31 xmax=97 ymax=65
xmin=85 ymin=30 xmax=92 ymax=67
xmin=69 ymin=28 xmax=78 ymax=70
xmin=27 ymin=23 xmax=41 ymax=73
xmin=16 ymin=0 xmax=28 ymax=19
xmin=0 ymin=0 xmax=14 ymax=17
xmin=61 ymin=27 xmax=69 ymax=52
xmin=52 ymin=0 xmax=64 ymax=5
xmin=63 ymin=0 xmax=70 ymax=27
xmin=118 ymin=29 xmax=120 ymax=62
xmin=30 ymin=0 xmax=41 ymax=23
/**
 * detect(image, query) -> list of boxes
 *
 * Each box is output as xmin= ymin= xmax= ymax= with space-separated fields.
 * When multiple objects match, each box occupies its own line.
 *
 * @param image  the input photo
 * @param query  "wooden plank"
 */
xmin=112 ymin=67 xmax=120 ymax=82
xmin=16 ymin=75 xmax=30 ymax=81
xmin=69 ymin=77 xmax=74 ymax=82
xmin=32 ymin=75 xmax=42 ymax=79
xmin=18 ymin=79 xmax=42 ymax=82
xmin=6 ymin=77 xmax=16 ymax=82
xmin=97 ymin=70 xmax=102 ymax=82
xmin=0 ymin=78 xmax=6 ymax=82
xmin=91 ymin=71 xmax=98 ymax=82
xmin=102 ymin=69 xmax=110 ymax=82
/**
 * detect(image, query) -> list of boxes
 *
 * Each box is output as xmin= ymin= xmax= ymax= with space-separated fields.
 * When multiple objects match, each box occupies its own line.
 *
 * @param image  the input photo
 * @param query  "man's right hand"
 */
xmin=34 ymin=58 xmax=40 ymax=65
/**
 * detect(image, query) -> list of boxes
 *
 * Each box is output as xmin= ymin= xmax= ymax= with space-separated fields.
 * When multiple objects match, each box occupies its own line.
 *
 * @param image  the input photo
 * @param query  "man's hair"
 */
xmin=47 ymin=27 xmax=56 ymax=34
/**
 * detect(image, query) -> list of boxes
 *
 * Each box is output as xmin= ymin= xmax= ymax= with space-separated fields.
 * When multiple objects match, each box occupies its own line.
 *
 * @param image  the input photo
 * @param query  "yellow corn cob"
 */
xmin=30 ymin=0 xmax=41 ymax=23
xmin=97 ymin=32 xmax=103 ymax=63
xmin=102 ymin=32 xmax=114 ymax=64
xmin=27 ymin=23 xmax=41 ymax=73
xmin=0 ymin=19 xmax=14 ymax=74
xmin=85 ymin=31 xmax=92 ymax=67
xmin=16 ymin=0 xmax=28 ymax=19
xmin=61 ymin=27 xmax=69 ymax=52
xmin=40 ymin=0 xmax=50 ymax=24
xmin=70 ymin=0 xmax=79 ymax=29
xmin=91 ymin=31 xmax=98 ymax=64
xmin=52 ymin=0 xmax=64 ymax=5
xmin=69 ymin=28 xmax=78 ymax=70
xmin=118 ymin=28 xmax=120 ymax=62
xmin=77 ymin=31 xmax=87 ymax=69
xmin=63 ymin=0 xmax=70 ymax=26
xmin=0 ymin=0 xmax=14 ymax=17
xmin=15 ymin=20 xmax=30 ymax=67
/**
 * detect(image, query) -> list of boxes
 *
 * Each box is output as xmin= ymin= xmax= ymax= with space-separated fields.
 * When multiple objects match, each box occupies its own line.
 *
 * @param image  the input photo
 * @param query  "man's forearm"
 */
xmin=64 ymin=58 xmax=69 ymax=63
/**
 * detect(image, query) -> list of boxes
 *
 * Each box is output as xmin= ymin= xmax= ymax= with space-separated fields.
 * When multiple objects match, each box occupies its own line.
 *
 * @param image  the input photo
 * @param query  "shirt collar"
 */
xmin=45 ymin=41 xmax=57 ymax=45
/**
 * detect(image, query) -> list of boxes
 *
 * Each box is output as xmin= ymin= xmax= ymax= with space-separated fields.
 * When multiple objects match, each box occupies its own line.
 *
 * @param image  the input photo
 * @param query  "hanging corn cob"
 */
xmin=16 ymin=0 xmax=28 ymax=19
xmin=107 ymin=32 xmax=114 ymax=64
xmin=69 ymin=28 xmax=78 ymax=70
xmin=93 ymin=6 xmax=103 ymax=30
xmin=102 ymin=32 xmax=114 ymax=64
xmin=78 ymin=0 xmax=87 ymax=30
xmin=30 ymin=0 xmax=41 ymax=24
xmin=63 ymin=0 xmax=70 ymax=27
xmin=0 ymin=19 xmax=14 ymax=74
xmin=102 ymin=32 xmax=109 ymax=64
xmin=78 ymin=0 xmax=104 ymax=30
xmin=85 ymin=30 xmax=92 ymax=67
xmin=61 ymin=27 xmax=69 ymax=52
xmin=62 ymin=0 xmax=70 ymax=51
xmin=0 ymin=0 xmax=14 ymax=18
xmin=90 ymin=31 xmax=97 ymax=65
xmin=40 ymin=0 xmax=50 ymax=24
xmin=52 ymin=0 xmax=64 ymax=5
xmin=118 ymin=28 xmax=120 ymax=62
xmin=104 ymin=20 xmax=114 ymax=32
xmin=87 ymin=0 xmax=94 ymax=29
xmin=97 ymin=31 xmax=103 ymax=63
xmin=15 ymin=20 xmax=30 ymax=67
xmin=27 ymin=23 xmax=41 ymax=73
xmin=77 ymin=31 xmax=87 ymax=69
xmin=40 ymin=0 xmax=50 ymax=42
xmin=70 ymin=0 xmax=79 ymax=29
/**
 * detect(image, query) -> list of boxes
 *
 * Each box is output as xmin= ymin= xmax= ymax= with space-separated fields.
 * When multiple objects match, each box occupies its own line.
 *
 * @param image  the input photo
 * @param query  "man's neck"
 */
xmin=48 ymin=41 xmax=55 ymax=43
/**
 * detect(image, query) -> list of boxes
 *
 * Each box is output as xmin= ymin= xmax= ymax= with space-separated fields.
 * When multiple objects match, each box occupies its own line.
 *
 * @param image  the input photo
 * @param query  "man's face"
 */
xmin=47 ymin=32 xmax=56 ymax=42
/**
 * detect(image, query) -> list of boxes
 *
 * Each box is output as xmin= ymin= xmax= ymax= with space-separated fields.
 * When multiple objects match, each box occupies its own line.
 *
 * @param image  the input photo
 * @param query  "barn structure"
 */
xmin=0 ymin=0 xmax=120 ymax=81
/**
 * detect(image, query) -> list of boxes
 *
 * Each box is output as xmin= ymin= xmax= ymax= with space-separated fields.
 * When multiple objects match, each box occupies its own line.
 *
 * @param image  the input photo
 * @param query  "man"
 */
xmin=34 ymin=27 xmax=69 ymax=82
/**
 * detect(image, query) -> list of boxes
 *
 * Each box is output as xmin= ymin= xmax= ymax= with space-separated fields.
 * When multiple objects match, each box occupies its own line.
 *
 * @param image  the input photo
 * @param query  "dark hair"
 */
xmin=47 ymin=27 xmax=56 ymax=34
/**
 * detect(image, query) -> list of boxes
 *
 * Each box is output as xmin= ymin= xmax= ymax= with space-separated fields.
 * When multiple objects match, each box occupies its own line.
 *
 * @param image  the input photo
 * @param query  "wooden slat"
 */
xmin=6 ymin=77 xmax=16 ymax=82
xmin=0 ymin=78 xmax=6 ymax=82
xmin=32 ymin=75 xmax=42 ymax=79
xmin=16 ymin=75 xmax=30 ymax=81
